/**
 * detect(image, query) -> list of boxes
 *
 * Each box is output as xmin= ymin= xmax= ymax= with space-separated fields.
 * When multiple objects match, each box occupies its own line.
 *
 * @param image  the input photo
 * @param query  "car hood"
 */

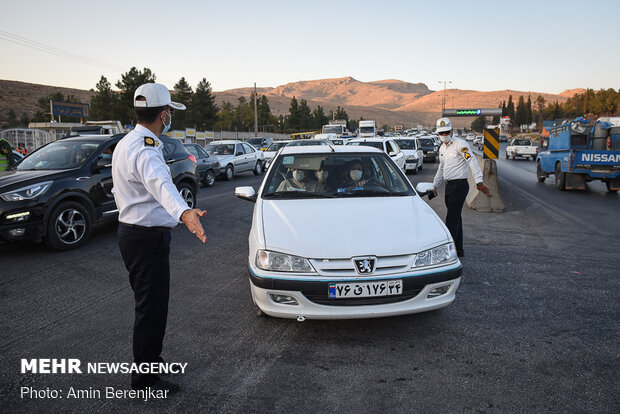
xmin=0 ymin=169 xmax=70 ymax=191
xmin=260 ymin=196 xmax=449 ymax=259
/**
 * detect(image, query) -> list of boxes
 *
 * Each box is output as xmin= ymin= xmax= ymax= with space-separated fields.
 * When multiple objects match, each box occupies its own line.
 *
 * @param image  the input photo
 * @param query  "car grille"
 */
xmin=309 ymin=254 xmax=415 ymax=277
xmin=303 ymin=287 xmax=423 ymax=306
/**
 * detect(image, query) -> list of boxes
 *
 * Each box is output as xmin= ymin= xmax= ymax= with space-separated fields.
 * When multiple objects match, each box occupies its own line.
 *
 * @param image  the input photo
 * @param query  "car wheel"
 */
xmin=536 ymin=161 xmax=546 ymax=182
xmin=178 ymin=182 xmax=196 ymax=208
xmin=203 ymin=170 xmax=215 ymax=187
xmin=45 ymin=201 xmax=91 ymax=250
xmin=225 ymin=164 xmax=234 ymax=181
xmin=606 ymin=182 xmax=618 ymax=193
xmin=554 ymin=163 xmax=566 ymax=191
xmin=253 ymin=161 xmax=263 ymax=175
xmin=505 ymin=152 xmax=509 ymax=159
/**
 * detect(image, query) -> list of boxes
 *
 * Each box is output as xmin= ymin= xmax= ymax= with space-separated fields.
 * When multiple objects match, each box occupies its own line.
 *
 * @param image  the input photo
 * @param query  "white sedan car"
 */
xmin=235 ymin=146 xmax=462 ymax=320
xmin=263 ymin=140 xmax=292 ymax=170
xmin=393 ymin=138 xmax=423 ymax=173
xmin=346 ymin=137 xmax=406 ymax=172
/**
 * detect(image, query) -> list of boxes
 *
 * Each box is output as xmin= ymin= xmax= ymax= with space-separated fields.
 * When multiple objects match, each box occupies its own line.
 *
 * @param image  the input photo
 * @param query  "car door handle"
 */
xmin=76 ymin=176 xmax=90 ymax=181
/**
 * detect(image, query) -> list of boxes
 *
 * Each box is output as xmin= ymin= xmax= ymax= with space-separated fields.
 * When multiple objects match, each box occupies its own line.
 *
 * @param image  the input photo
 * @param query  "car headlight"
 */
xmin=412 ymin=243 xmax=457 ymax=267
xmin=0 ymin=181 xmax=53 ymax=202
xmin=256 ymin=250 xmax=315 ymax=273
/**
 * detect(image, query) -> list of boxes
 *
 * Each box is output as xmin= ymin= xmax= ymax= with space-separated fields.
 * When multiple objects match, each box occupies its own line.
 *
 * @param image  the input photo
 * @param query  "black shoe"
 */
xmin=457 ymin=250 xmax=465 ymax=257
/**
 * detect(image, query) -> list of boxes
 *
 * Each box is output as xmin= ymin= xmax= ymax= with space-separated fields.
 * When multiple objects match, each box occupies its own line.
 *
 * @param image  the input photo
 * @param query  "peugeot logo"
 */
xmin=353 ymin=256 xmax=376 ymax=274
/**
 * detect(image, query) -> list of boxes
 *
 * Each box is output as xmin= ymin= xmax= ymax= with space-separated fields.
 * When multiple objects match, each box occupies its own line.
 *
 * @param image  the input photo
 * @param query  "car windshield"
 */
xmin=394 ymin=139 xmax=417 ymax=150
xmin=418 ymin=139 xmax=434 ymax=146
xmin=359 ymin=127 xmax=375 ymax=134
xmin=287 ymin=140 xmax=328 ymax=147
xmin=515 ymin=139 xmax=532 ymax=145
xmin=322 ymin=125 xmax=342 ymax=134
xmin=246 ymin=138 xmax=264 ymax=146
xmin=262 ymin=153 xmax=413 ymax=199
xmin=346 ymin=141 xmax=383 ymax=150
xmin=205 ymin=143 xmax=235 ymax=155
xmin=16 ymin=141 xmax=101 ymax=170
xmin=266 ymin=142 xmax=289 ymax=151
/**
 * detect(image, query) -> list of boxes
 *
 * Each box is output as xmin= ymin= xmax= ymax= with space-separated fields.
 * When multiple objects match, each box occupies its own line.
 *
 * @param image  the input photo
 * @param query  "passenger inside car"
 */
xmin=276 ymin=167 xmax=323 ymax=192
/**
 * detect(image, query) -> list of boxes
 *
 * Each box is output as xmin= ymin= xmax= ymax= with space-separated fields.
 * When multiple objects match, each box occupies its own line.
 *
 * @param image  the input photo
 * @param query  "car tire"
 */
xmin=505 ymin=152 xmax=509 ymax=159
xmin=225 ymin=164 xmax=234 ymax=181
xmin=203 ymin=170 xmax=215 ymax=187
xmin=178 ymin=182 xmax=196 ymax=209
xmin=536 ymin=161 xmax=546 ymax=182
xmin=45 ymin=201 xmax=91 ymax=250
xmin=555 ymin=163 xmax=566 ymax=191
xmin=606 ymin=182 xmax=618 ymax=193
xmin=253 ymin=161 xmax=263 ymax=175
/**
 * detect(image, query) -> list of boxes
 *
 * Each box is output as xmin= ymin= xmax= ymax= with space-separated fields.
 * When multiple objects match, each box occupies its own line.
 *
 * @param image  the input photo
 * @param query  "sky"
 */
xmin=0 ymin=0 xmax=618 ymax=95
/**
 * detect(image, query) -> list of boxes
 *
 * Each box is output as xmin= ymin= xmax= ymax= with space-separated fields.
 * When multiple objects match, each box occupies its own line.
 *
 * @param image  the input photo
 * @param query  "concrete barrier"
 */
xmin=466 ymin=154 xmax=505 ymax=213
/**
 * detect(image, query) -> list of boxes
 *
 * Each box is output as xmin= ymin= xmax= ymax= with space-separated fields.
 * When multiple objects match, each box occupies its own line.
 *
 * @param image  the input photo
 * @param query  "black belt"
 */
xmin=120 ymin=222 xmax=172 ymax=232
xmin=446 ymin=178 xmax=468 ymax=183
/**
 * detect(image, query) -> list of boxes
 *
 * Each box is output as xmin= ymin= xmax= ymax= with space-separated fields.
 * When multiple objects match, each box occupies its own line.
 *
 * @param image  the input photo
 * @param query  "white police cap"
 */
xmin=134 ymin=83 xmax=186 ymax=110
xmin=436 ymin=117 xmax=452 ymax=133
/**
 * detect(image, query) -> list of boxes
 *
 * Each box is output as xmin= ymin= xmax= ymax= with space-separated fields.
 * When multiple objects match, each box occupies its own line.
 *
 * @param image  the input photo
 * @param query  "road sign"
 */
xmin=51 ymin=101 xmax=89 ymax=118
xmin=443 ymin=108 xmax=503 ymax=117
xmin=483 ymin=127 xmax=499 ymax=159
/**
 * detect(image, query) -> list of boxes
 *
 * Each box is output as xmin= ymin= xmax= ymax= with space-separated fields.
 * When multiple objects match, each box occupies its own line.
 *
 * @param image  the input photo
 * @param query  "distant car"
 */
xmin=234 ymin=145 xmax=462 ymax=319
xmin=264 ymin=140 xmax=292 ymax=170
xmin=286 ymin=139 xmax=331 ymax=147
xmin=466 ymin=133 xmax=475 ymax=142
xmin=499 ymin=135 xmax=508 ymax=143
xmin=245 ymin=137 xmax=274 ymax=151
xmin=473 ymin=136 xmax=484 ymax=149
xmin=393 ymin=138 xmax=423 ymax=173
xmin=0 ymin=134 xmax=199 ymax=250
xmin=204 ymin=140 xmax=265 ymax=180
xmin=346 ymin=137 xmax=406 ymax=172
xmin=183 ymin=143 xmax=221 ymax=187
xmin=416 ymin=137 xmax=438 ymax=162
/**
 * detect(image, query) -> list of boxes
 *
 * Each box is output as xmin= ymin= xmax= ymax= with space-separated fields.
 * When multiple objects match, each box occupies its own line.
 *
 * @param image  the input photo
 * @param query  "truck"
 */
xmin=358 ymin=120 xmax=377 ymax=138
xmin=505 ymin=138 xmax=538 ymax=160
xmin=321 ymin=120 xmax=352 ymax=137
xmin=536 ymin=117 xmax=620 ymax=192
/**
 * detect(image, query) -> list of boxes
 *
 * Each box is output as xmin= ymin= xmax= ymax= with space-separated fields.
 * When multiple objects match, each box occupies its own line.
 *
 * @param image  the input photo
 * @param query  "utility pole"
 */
xmin=438 ymin=80 xmax=452 ymax=113
xmin=253 ymin=83 xmax=258 ymax=137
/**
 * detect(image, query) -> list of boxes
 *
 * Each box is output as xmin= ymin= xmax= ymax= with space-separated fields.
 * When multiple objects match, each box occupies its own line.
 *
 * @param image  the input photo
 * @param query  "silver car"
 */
xmin=204 ymin=140 xmax=265 ymax=180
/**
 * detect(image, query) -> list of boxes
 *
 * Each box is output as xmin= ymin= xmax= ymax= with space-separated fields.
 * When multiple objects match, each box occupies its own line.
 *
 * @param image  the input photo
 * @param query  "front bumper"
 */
xmin=248 ymin=264 xmax=462 ymax=319
xmin=0 ymin=201 xmax=46 ymax=243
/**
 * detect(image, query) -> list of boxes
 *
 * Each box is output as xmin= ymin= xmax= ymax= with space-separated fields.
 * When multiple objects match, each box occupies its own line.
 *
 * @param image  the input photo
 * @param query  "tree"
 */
xmin=515 ymin=95 xmax=527 ymax=128
xmin=115 ymin=67 xmax=156 ymax=124
xmin=6 ymin=109 xmax=19 ymax=128
xmin=286 ymin=97 xmax=300 ymax=131
xmin=311 ymin=105 xmax=328 ymax=130
xmin=298 ymin=99 xmax=312 ymax=130
xmin=501 ymin=101 xmax=507 ymax=117
xmin=526 ymin=95 xmax=533 ymax=124
xmin=506 ymin=95 xmax=515 ymax=121
xmin=191 ymin=78 xmax=218 ymax=130
xmin=257 ymin=95 xmax=273 ymax=131
xmin=471 ymin=116 xmax=486 ymax=132
xmin=172 ymin=77 xmax=193 ymax=130
xmin=90 ymin=76 xmax=119 ymax=120
xmin=215 ymin=101 xmax=234 ymax=130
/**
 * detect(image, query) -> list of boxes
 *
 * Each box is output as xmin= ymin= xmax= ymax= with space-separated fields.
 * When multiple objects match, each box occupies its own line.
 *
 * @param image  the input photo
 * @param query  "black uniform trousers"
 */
xmin=444 ymin=179 xmax=469 ymax=254
xmin=118 ymin=223 xmax=171 ymax=388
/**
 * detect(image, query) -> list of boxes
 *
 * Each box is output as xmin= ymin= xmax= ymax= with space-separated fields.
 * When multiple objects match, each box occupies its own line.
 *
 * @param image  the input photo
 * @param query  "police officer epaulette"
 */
xmin=144 ymin=136 xmax=159 ymax=147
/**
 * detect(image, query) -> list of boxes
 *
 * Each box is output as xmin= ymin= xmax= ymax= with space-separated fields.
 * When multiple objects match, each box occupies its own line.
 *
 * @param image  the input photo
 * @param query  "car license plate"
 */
xmin=328 ymin=280 xmax=403 ymax=299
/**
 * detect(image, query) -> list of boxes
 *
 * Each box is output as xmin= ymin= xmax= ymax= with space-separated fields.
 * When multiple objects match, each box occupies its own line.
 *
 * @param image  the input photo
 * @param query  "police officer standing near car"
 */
xmin=432 ymin=117 xmax=489 ymax=257
xmin=112 ymin=83 xmax=207 ymax=391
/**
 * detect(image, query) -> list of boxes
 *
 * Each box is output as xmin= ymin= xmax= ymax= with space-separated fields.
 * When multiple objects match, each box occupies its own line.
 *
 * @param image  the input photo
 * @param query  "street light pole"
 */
xmin=438 ymin=80 xmax=452 ymax=113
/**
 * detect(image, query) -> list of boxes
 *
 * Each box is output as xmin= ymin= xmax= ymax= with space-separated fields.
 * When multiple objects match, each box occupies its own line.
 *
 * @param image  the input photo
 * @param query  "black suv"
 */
xmin=0 ymin=134 xmax=199 ymax=250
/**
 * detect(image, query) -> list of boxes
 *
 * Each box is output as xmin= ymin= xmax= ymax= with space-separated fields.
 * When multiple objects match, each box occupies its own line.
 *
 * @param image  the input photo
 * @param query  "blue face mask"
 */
xmin=162 ymin=110 xmax=172 ymax=134
xmin=101 ymin=154 xmax=112 ymax=160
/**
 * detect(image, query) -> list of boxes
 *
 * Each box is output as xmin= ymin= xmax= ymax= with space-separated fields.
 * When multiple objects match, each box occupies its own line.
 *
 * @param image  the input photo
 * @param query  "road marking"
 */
xmin=497 ymin=177 xmax=608 ymax=235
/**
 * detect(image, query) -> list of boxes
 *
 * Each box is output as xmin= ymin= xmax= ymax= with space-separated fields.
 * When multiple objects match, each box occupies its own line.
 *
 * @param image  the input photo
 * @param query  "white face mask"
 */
xmin=439 ymin=133 xmax=451 ymax=143
xmin=350 ymin=169 xmax=363 ymax=181
xmin=162 ymin=111 xmax=172 ymax=134
xmin=293 ymin=170 xmax=305 ymax=181
xmin=317 ymin=170 xmax=328 ymax=181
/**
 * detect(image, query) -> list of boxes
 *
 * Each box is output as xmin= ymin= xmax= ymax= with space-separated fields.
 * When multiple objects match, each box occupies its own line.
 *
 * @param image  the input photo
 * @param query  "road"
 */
xmin=1 ymin=154 xmax=618 ymax=413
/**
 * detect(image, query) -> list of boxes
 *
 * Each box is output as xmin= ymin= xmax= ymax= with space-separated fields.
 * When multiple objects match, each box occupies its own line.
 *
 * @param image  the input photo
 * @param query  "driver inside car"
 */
xmin=276 ymin=167 xmax=323 ymax=192
xmin=340 ymin=160 xmax=379 ymax=188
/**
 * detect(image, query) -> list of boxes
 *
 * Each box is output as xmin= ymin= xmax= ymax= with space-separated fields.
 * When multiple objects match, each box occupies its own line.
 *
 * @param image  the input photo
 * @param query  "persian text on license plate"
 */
xmin=328 ymin=280 xmax=403 ymax=299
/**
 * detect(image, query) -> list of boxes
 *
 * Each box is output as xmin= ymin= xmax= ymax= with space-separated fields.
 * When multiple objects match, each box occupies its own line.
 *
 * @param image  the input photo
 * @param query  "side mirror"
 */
xmin=94 ymin=157 xmax=111 ymax=171
xmin=388 ymin=151 xmax=398 ymax=157
xmin=236 ymin=151 xmax=243 ymax=156
xmin=235 ymin=186 xmax=257 ymax=203
xmin=415 ymin=182 xmax=435 ymax=198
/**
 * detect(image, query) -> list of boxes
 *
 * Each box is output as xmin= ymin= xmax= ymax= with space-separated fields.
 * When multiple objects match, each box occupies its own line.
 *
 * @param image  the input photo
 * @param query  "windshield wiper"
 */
xmin=335 ymin=189 xmax=410 ymax=197
xmin=263 ymin=191 xmax=335 ymax=199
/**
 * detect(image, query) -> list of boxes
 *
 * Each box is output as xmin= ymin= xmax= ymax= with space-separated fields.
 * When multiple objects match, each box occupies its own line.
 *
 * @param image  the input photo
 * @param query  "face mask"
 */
xmin=293 ymin=170 xmax=305 ymax=181
xmin=350 ymin=169 xmax=363 ymax=181
xmin=162 ymin=111 xmax=172 ymax=134
xmin=101 ymin=154 xmax=112 ymax=160
xmin=439 ymin=133 xmax=451 ymax=143
xmin=317 ymin=170 xmax=328 ymax=181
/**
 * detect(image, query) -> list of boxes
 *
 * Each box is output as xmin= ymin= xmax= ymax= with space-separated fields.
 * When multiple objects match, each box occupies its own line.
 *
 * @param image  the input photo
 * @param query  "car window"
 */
xmin=346 ymin=141 xmax=383 ymax=150
xmin=235 ymin=144 xmax=245 ymax=155
xmin=185 ymin=145 xmax=199 ymax=157
xmin=196 ymin=146 xmax=209 ymax=158
xmin=17 ymin=141 xmax=101 ymax=170
xmin=242 ymin=143 xmax=255 ymax=153
xmin=395 ymin=140 xmax=416 ymax=150
xmin=205 ymin=143 xmax=235 ymax=155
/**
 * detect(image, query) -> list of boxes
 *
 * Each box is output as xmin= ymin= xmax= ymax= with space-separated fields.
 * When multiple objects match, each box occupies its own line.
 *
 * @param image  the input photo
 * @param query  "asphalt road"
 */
xmin=1 ymin=155 xmax=618 ymax=413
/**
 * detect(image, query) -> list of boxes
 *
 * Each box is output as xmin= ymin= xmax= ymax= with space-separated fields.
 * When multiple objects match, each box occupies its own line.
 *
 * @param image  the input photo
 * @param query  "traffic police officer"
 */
xmin=432 ymin=117 xmax=490 ymax=257
xmin=112 ymin=83 xmax=206 ymax=391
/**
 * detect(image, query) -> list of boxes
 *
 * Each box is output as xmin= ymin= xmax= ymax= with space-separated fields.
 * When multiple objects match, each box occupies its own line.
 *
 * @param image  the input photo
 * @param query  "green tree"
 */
xmin=215 ymin=101 xmax=234 ymax=130
xmin=471 ymin=116 xmax=486 ymax=132
xmin=115 ymin=67 xmax=156 ymax=125
xmin=535 ymin=95 xmax=546 ymax=129
xmin=526 ymin=95 xmax=533 ymax=124
xmin=90 ymin=76 xmax=119 ymax=120
xmin=286 ymin=97 xmax=300 ymax=131
xmin=257 ymin=95 xmax=272 ymax=131
xmin=172 ymin=77 xmax=193 ymax=130
xmin=311 ymin=105 xmax=328 ymax=130
xmin=515 ymin=95 xmax=527 ymax=127
xmin=191 ymin=78 xmax=218 ymax=130
xmin=506 ymin=95 xmax=515 ymax=122
xmin=298 ymin=99 xmax=312 ymax=130
xmin=6 ymin=109 xmax=19 ymax=128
